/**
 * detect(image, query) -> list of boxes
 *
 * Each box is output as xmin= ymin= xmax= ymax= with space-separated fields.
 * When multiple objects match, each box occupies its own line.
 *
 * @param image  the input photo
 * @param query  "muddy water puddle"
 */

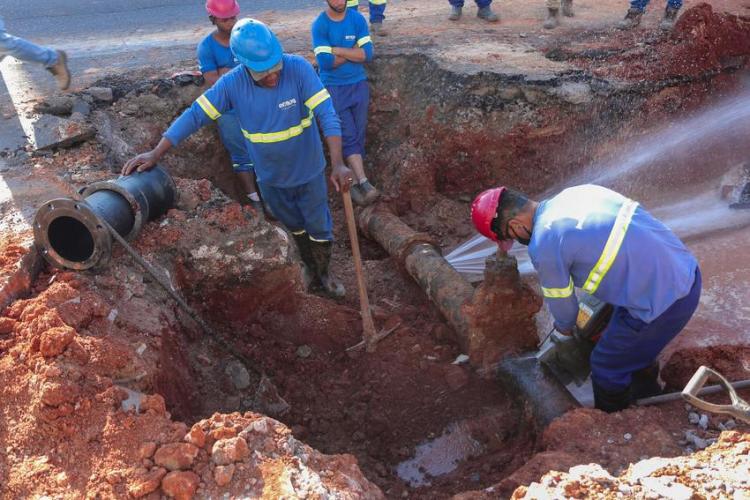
xmin=396 ymin=420 xmax=486 ymax=487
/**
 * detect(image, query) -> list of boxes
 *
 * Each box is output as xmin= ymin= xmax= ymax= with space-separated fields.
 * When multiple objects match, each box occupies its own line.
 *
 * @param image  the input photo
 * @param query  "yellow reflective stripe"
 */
xmin=304 ymin=89 xmax=330 ymax=111
xmin=542 ymin=277 xmax=575 ymax=299
xmin=347 ymin=0 xmax=358 ymax=6
xmin=357 ymin=36 xmax=372 ymax=47
xmin=314 ymin=46 xmax=332 ymax=55
xmin=291 ymin=230 xmax=307 ymax=236
xmin=582 ymin=199 xmax=639 ymax=294
xmin=196 ymin=95 xmax=221 ymax=121
xmin=242 ymin=111 xmax=313 ymax=144
xmin=309 ymin=236 xmax=330 ymax=242
xmin=370 ymin=0 xmax=387 ymax=4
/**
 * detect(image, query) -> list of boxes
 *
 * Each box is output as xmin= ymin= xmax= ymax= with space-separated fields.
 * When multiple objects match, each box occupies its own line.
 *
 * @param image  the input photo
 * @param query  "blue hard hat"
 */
xmin=230 ymin=18 xmax=283 ymax=72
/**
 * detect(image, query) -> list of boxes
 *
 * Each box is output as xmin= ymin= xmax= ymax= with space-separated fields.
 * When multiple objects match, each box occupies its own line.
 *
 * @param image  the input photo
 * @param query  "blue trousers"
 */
xmin=348 ymin=1 xmax=387 ymax=23
xmin=449 ymin=0 xmax=493 ymax=7
xmin=591 ymin=268 xmax=702 ymax=392
xmin=258 ymin=173 xmax=333 ymax=242
xmin=631 ymin=0 xmax=682 ymax=11
xmin=328 ymin=81 xmax=369 ymax=158
xmin=216 ymin=111 xmax=253 ymax=173
xmin=0 ymin=18 xmax=58 ymax=67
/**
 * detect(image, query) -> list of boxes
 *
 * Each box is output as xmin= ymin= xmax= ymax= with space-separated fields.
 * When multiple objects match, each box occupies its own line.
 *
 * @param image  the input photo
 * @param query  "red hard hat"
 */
xmin=471 ymin=187 xmax=513 ymax=252
xmin=206 ymin=0 xmax=240 ymax=18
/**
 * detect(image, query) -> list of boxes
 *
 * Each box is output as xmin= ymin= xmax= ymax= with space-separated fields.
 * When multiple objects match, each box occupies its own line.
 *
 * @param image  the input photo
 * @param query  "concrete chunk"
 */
xmin=31 ymin=114 xmax=95 ymax=150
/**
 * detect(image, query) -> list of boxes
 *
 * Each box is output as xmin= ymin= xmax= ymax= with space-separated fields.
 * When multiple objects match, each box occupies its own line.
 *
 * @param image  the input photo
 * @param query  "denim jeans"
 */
xmin=0 ymin=17 xmax=58 ymax=67
xmin=630 ymin=0 xmax=682 ymax=12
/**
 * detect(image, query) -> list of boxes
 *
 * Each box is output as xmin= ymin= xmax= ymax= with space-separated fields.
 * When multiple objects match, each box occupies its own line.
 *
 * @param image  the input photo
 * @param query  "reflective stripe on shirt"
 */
xmin=582 ymin=199 xmax=639 ymax=294
xmin=357 ymin=36 xmax=372 ymax=47
xmin=196 ymin=95 xmax=221 ymax=120
xmin=314 ymin=46 xmax=333 ymax=55
xmin=542 ymin=277 xmax=575 ymax=299
xmin=305 ymin=89 xmax=331 ymax=110
xmin=242 ymin=111 xmax=313 ymax=144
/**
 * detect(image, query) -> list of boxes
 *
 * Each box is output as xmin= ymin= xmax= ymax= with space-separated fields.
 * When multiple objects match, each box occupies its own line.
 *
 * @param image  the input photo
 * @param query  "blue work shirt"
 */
xmin=312 ymin=9 xmax=373 ymax=86
xmin=164 ymin=54 xmax=342 ymax=188
xmin=196 ymin=33 xmax=238 ymax=73
xmin=529 ymin=184 xmax=698 ymax=331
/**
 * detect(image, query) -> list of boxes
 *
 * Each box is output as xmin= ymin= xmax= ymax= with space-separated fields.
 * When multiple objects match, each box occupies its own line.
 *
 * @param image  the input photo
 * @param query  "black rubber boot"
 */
xmin=631 ymin=363 xmax=663 ymax=400
xmin=593 ymin=381 xmax=631 ymax=413
xmin=292 ymin=232 xmax=320 ymax=290
xmin=659 ymin=6 xmax=679 ymax=30
xmin=617 ymin=8 xmax=643 ymax=29
xmin=310 ymin=240 xmax=345 ymax=299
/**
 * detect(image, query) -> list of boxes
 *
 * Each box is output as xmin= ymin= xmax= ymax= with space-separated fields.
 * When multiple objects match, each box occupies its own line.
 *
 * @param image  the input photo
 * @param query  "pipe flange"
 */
xmin=33 ymin=198 xmax=112 ymax=270
xmin=81 ymin=180 xmax=145 ymax=240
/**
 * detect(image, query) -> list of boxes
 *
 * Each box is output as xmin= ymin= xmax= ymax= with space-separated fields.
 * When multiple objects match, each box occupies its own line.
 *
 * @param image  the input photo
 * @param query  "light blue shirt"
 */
xmin=529 ymin=185 xmax=698 ymax=331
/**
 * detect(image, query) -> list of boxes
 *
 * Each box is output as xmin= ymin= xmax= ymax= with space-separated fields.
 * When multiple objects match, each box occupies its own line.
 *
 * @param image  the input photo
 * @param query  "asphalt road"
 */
xmin=1 ymin=0 xmax=320 ymax=43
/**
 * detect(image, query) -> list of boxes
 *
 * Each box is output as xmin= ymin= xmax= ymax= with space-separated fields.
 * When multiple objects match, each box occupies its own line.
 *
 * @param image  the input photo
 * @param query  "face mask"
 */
xmin=509 ymin=221 xmax=532 ymax=246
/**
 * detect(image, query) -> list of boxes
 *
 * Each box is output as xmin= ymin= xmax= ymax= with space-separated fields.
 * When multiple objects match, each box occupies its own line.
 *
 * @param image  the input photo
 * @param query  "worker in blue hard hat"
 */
xmin=123 ymin=18 xmax=353 ymax=299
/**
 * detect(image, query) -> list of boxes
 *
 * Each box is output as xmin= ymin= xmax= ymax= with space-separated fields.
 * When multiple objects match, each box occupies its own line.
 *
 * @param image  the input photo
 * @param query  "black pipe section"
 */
xmin=33 ymin=165 xmax=176 ymax=270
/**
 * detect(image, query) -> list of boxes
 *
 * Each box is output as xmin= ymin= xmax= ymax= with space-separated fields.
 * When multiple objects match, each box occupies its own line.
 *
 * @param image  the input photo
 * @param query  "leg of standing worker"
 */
xmin=660 ymin=0 xmax=682 ymax=30
xmin=297 ymin=174 xmax=345 ymax=298
xmin=475 ymin=0 xmax=499 ymax=22
xmin=448 ymin=0 xmax=464 ymax=21
xmin=617 ymin=0 xmax=648 ymax=29
xmin=544 ymin=0 xmax=560 ymax=28
xmin=0 ymin=18 xmax=70 ymax=89
xmin=590 ymin=268 xmax=702 ymax=412
xmin=369 ymin=0 xmax=387 ymax=24
xmin=348 ymin=81 xmax=379 ymax=205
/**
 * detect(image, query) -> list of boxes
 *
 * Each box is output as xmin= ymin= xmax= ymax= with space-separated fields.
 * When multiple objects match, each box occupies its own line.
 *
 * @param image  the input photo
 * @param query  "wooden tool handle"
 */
xmin=342 ymin=190 xmax=377 ymax=350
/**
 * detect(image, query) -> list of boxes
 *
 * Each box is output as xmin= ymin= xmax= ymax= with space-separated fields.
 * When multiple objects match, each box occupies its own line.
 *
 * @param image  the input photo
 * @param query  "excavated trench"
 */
xmin=117 ymin=62 xmax=748 ymax=498
xmin=37 ymin=11 xmax=749 ymax=496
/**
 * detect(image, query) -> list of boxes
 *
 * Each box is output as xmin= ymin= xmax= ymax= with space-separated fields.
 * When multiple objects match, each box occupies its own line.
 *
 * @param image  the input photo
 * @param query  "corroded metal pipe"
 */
xmin=358 ymin=205 xmax=476 ymax=352
xmin=33 ymin=165 xmax=176 ymax=270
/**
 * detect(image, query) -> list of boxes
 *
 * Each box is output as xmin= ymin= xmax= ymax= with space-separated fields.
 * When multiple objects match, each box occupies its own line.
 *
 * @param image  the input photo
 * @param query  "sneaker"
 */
xmin=349 ymin=184 xmax=366 ymax=206
xmin=562 ymin=0 xmax=574 ymax=17
xmin=47 ymin=50 xmax=71 ymax=91
xmin=370 ymin=21 xmax=388 ymax=36
xmin=477 ymin=6 xmax=499 ymax=22
xmin=659 ymin=6 xmax=679 ymax=31
xmin=448 ymin=5 xmax=462 ymax=20
xmin=617 ymin=8 xmax=643 ymax=30
xmin=543 ymin=8 xmax=559 ymax=29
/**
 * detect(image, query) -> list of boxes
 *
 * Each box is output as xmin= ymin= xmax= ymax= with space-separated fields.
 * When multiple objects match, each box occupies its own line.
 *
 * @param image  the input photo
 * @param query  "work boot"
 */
xmin=249 ymin=199 xmax=265 ymax=218
xmin=592 ymin=381 xmax=631 ymax=413
xmin=370 ymin=21 xmax=387 ymax=36
xmin=292 ymin=232 xmax=321 ymax=290
xmin=659 ymin=6 xmax=679 ymax=31
xmin=47 ymin=50 xmax=71 ymax=91
xmin=543 ymin=8 xmax=559 ymax=29
xmin=477 ymin=6 xmax=499 ymax=22
xmin=351 ymin=180 xmax=380 ymax=207
xmin=310 ymin=240 xmax=345 ymax=299
xmin=449 ymin=5 xmax=462 ymax=21
xmin=630 ymin=363 xmax=663 ymax=400
xmin=562 ymin=0 xmax=574 ymax=17
xmin=617 ymin=8 xmax=643 ymax=30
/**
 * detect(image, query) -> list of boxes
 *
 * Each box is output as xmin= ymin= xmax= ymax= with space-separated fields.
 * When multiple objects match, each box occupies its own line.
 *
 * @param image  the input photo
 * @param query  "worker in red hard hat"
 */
xmin=123 ymin=19 xmax=353 ymax=299
xmin=197 ymin=0 xmax=263 ymax=213
xmin=471 ymin=185 xmax=701 ymax=413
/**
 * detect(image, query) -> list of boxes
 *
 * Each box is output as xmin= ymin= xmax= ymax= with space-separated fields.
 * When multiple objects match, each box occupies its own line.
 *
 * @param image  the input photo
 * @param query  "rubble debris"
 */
xmin=30 ymin=113 xmax=95 ymax=150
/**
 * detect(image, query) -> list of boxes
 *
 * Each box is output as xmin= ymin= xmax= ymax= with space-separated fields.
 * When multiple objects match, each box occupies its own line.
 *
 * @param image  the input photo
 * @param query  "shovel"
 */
xmin=341 ymin=190 xmax=400 ymax=352
xmin=680 ymin=365 xmax=750 ymax=424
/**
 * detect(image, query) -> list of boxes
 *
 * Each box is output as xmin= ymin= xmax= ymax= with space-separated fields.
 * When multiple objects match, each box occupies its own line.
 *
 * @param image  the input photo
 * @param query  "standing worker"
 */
xmin=0 ymin=17 xmax=70 ymax=90
xmin=313 ymin=0 xmax=379 ymax=206
xmin=347 ymin=0 xmax=388 ymax=35
xmin=198 ymin=0 xmax=262 ymax=212
xmin=123 ymin=19 xmax=353 ymax=299
xmin=471 ymin=184 xmax=701 ymax=412
xmin=448 ymin=0 xmax=499 ymax=22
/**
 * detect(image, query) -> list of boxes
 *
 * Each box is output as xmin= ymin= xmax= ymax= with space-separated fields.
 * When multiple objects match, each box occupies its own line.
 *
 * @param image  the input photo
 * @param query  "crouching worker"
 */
xmin=471 ymin=184 xmax=702 ymax=412
xmin=122 ymin=18 xmax=353 ymax=299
